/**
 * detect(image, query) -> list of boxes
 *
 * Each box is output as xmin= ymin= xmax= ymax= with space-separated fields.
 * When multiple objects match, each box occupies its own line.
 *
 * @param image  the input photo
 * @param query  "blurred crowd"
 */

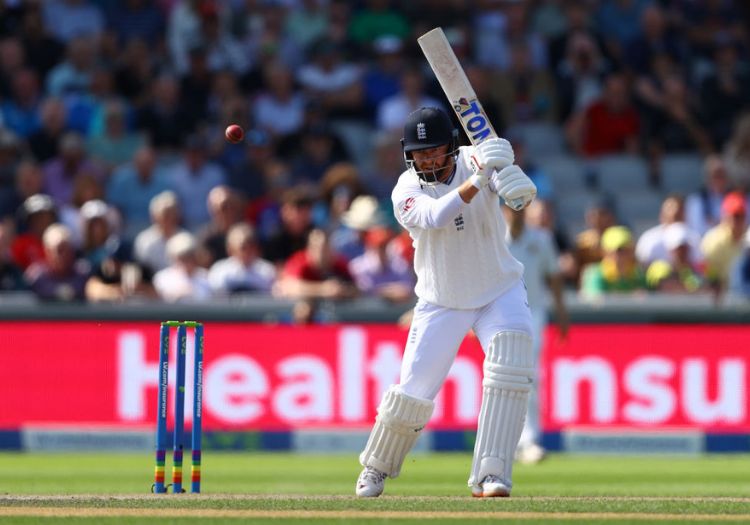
xmin=0 ymin=0 xmax=749 ymax=317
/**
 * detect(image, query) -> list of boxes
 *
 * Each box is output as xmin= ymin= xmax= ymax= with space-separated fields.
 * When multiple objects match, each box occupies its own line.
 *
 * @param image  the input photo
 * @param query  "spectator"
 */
xmin=318 ymin=165 xmax=368 ymax=259
xmin=43 ymin=131 xmax=105 ymax=207
xmin=11 ymin=194 xmax=57 ymax=270
xmin=167 ymin=0 xmax=225 ymax=75
xmin=573 ymin=197 xmax=618 ymax=282
xmin=107 ymin=145 xmax=173 ymax=239
xmin=79 ymin=199 xmax=118 ymax=267
xmin=348 ymin=225 xmax=413 ymax=301
xmin=490 ymin=40 xmax=557 ymax=127
xmin=169 ymin=133 xmax=226 ymax=229
xmin=729 ymin=230 xmax=750 ymax=299
xmin=153 ymin=232 xmax=212 ymax=302
xmin=261 ymin=185 xmax=316 ymax=265
xmin=636 ymin=194 xmax=701 ymax=266
xmin=700 ymin=38 xmax=750 ymax=149
xmin=547 ymin=2 xmax=609 ymax=71
xmin=28 ymin=98 xmax=68 ymax=163
xmin=46 ymin=37 xmax=98 ymax=98
xmin=376 ymin=69 xmax=443 ymax=131
xmin=289 ymin=124 xmax=347 ymax=184
xmin=113 ymin=38 xmax=155 ymax=104
xmin=556 ymin=31 xmax=610 ymax=123
xmin=349 ymin=0 xmax=410 ymax=45
xmin=285 ymin=0 xmax=329 ymax=52
xmin=208 ymin=223 xmax=276 ymax=295
xmin=224 ymin=128 xmax=276 ymax=202
xmin=297 ymin=38 xmax=364 ymax=119
xmin=0 ymin=160 xmax=44 ymax=220
xmin=0 ymin=129 xmax=21 ymax=197
xmin=362 ymin=36 xmax=405 ymax=113
xmin=0 ymin=37 xmax=26 ymax=99
xmin=701 ymin=191 xmax=748 ymax=291
xmin=0 ymin=68 xmax=42 ymax=138
xmin=25 ymin=223 xmax=90 ymax=301
xmin=274 ymin=228 xmax=357 ymax=323
xmin=136 ymin=73 xmax=195 ymax=151
xmin=581 ymin=225 xmax=647 ymax=297
xmin=569 ymin=71 xmax=640 ymax=157
xmin=19 ymin=6 xmax=65 ymax=79
xmin=0 ymin=221 xmax=26 ymax=291
xmin=646 ymin=222 xmax=707 ymax=294
xmin=724 ymin=113 xmax=750 ymax=191
xmin=642 ymin=74 xmax=713 ymax=161
xmin=86 ymin=100 xmax=146 ymax=172
xmin=253 ymin=61 xmax=306 ymax=139
xmin=363 ymin=130 xmax=403 ymax=201
xmin=197 ymin=186 xmax=245 ymax=267
xmin=336 ymin=193 xmax=386 ymax=262
xmin=595 ymin=0 xmax=650 ymax=62
xmin=58 ymin=173 xmax=105 ymax=247
xmin=134 ymin=191 xmax=186 ymax=273
xmin=685 ymin=155 xmax=731 ymax=237
xmin=242 ymin=0 xmax=302 ymax=76
xmin=179 ymin=45 xmax=212 ymax=124
xmin=502 ymin=204 xmax=568 ymax=465
xmin=624 ymin=5 xmax=686 ymax=77
xmin=198 ymin=6 xmax=249 ymax=75
xmin=85 ymin=239 xmax=156 ymax=303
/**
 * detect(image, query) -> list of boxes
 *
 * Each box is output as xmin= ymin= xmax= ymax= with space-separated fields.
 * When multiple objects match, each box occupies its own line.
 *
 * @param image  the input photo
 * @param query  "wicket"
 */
xmin=153 ymin=321 xmax=204 ymax=494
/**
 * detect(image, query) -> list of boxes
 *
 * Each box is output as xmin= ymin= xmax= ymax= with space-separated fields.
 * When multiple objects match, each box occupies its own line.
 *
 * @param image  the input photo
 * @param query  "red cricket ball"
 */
xmin=225 ymin=124 xmax=244 ymax=144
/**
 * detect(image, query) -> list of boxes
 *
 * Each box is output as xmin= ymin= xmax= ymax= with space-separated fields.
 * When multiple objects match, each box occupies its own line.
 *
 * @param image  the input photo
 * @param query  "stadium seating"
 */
xmin=592 ymin=155 xmax=651 ymax=192
xmin=510 ymin=122 xmax=566 ymax=158
xmin=659 ymin=154 xmax=705 ymax=194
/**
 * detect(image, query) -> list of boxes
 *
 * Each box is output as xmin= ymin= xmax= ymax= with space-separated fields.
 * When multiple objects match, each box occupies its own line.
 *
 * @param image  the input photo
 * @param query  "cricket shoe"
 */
xmin=355 ymin=466 xmax=387 ymax=497
xmin=471 ymin=475 xmax=511 ymax=498
xmin=516 ymin=443 xmax=547 ymax=465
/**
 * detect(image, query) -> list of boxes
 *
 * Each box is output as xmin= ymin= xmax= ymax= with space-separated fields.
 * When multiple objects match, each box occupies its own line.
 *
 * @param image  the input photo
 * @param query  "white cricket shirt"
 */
xmin=391 ymin=146 xmax=524 ymax=309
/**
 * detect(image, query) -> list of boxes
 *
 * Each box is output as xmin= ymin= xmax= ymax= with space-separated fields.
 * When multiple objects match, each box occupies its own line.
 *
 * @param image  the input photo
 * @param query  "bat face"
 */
xmin=418 ymin=28 xmax=496 ymax=146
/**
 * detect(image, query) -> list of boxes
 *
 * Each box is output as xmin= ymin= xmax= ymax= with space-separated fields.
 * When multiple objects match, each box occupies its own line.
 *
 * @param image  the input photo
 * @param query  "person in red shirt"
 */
xmin=570 ymin=72 xmax=640 ymax=157
xmin=11 ymin=193 xmax=57 ymax=270
xmin=274 ymin=228 xmax=358 ymax=323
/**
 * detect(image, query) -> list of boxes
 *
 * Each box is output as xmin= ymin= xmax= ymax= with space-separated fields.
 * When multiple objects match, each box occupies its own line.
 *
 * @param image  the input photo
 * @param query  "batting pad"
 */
xmin=468 ymin=331 xmax=534 ymax=488
xmin=359 ymin=386 xmax=434 ymax=478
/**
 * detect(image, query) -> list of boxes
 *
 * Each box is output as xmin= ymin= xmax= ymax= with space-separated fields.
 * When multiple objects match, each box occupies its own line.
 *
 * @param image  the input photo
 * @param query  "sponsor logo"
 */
xmin=402 ymin=197 xmax=415 ymax=213
xmin=454 ymin=214 xmax=464 ymax=231
xmin=454 ymin=98 xmax=492 ymax=143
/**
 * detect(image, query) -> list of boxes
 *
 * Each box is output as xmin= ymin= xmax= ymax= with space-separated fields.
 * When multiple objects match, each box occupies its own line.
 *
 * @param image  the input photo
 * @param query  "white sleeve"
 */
xmin=392 ymin=187 xmax=466 ymax=230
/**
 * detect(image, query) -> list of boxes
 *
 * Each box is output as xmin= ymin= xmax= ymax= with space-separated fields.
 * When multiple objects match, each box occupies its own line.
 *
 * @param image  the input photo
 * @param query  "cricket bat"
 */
xmin=418 ymin=27 xmax=525 ymax=209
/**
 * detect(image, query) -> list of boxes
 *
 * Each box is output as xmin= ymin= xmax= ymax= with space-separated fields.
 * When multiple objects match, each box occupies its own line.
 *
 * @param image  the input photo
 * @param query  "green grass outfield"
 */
xmin=0 ymin=452 xmax=749 ymax=524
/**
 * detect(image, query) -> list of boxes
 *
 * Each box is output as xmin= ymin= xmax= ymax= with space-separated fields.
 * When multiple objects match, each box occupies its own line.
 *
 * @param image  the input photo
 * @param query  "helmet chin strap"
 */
xmin=404 ymin=148 xmax=458 ymax=186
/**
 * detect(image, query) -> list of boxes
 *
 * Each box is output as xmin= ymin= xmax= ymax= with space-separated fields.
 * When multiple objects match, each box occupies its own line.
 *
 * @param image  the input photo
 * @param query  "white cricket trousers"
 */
xmin=399 ymin=279 xmax=533 ymax=401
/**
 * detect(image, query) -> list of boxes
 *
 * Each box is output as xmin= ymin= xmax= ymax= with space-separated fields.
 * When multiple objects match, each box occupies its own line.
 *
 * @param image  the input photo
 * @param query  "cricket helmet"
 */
xmin=401 ymin=107 xmax=458 ymax=185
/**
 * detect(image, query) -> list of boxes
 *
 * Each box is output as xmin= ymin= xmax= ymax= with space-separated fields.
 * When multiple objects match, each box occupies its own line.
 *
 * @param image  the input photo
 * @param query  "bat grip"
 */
xmin=508 ymin=197 xmax=526 ymax=211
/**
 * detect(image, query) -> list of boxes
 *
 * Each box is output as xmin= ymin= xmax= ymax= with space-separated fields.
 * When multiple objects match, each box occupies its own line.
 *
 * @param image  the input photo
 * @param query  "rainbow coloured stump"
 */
xmin=153 ymin=321 xmax=204 ymax=494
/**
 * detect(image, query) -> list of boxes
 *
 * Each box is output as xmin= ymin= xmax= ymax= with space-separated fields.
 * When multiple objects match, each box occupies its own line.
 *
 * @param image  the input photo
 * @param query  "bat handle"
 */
xmin=508 ymin=197 xmax=527 ymax=211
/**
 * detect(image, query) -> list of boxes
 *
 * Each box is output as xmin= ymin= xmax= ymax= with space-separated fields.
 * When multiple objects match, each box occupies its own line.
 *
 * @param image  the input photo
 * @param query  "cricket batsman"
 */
xmin=356 ymin=106 xmax=537 ymax=498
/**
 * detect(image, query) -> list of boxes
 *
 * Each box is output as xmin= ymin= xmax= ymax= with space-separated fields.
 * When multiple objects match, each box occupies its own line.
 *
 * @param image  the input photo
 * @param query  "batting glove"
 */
xmin=492 ymin=165 xmax=537 ymax=210
xmin=469 ymin=138 xmax=514 ymax=189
